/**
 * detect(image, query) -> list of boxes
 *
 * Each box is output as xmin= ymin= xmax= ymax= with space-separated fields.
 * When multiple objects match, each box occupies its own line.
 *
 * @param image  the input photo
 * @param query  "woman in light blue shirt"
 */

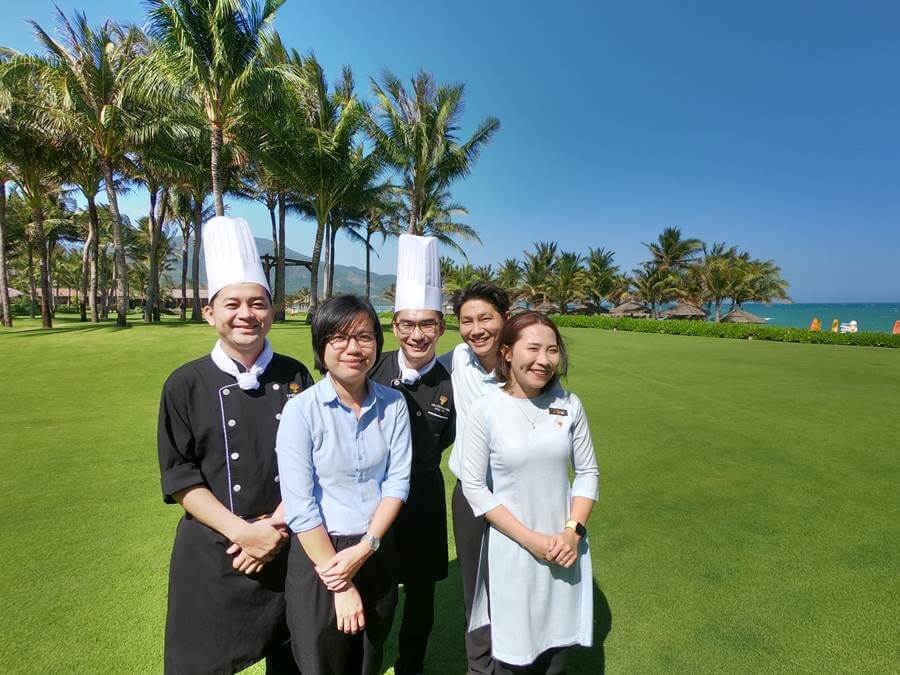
xmin=276 ymin=295 xmax=412 ymax=675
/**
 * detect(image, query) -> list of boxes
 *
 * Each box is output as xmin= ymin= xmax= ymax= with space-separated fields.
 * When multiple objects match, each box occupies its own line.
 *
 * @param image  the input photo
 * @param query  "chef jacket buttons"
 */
xmin=227 ymin=419 xmax=236 ymax=427
xmin=231 ymin=452 xmax=239 ymax=460
xmin=273 ymin=384 xmax=280 ymax=390
xmin=274 ymin=475 xmax=280 ymax=483
xmin=223 ymin=389 xmax=230 ymax=395
xmin=275 ymin=413 xmax=282 ymax=420
xmin=391 ymin=379 xmax=401 ymax=387
xmin=416 ymin=411 xmax=422 ymax=417
xmin=233 ymin=484 xmax=242 ymax=492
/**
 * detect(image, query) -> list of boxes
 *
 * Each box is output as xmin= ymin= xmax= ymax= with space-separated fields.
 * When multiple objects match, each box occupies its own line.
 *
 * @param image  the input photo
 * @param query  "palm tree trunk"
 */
xmin=308 ymin=214 xmax=326 ymax=309
xmin=210 ymin=122 xmax=225 ymax=217
xmin=327 ymin=222 xmax=338 ymax=299
xmin=365 ymin=230 xmax=372 ymax=301
xmin=191 ymin=195 xmax=203 ymax=321
xmin=32 ymin=207 xmax=52 ymax=328
xmin=145 ymin=185 xmax=160 ymax=323
xmin=0 ymin=180 xmax=11 ymax=327
xmin=322 ymin=220 xmax=332 ymax=299
xmin=80 ymin=221 xmax=92 ymax=322
xmin=48 ymin=239 xmax=56 ymax=317
xmin=86 ymin=195 xmax=100 ymax=323
xmin=101 ymin=157 xmax=129 ymax=327
xmin=275 ymin=192 xmax=286 ymax=321
xmin=27 ymin=242 xmax=36 ymax=319
xmin=179 ymin=219 xmax=189 ymax=321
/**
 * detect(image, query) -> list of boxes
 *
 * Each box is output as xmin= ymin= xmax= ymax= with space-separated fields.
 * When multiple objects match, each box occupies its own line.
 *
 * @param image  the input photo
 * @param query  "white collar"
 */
xmin=210 ymin=339 xmax=273 ymax=390
xmin=397 ymin=350 xmax=436 ymax=385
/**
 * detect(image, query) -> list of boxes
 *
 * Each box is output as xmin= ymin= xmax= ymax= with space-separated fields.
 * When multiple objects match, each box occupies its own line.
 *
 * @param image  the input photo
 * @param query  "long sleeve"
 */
xmin=275 ymin=399 xmax=323 ymax=533
xmin=381 ymin=396 xmax=412 ymax=502
xmin=461 ymin=404 xmax=501 ymax=517
xmin=569 ymin=394 xmax=599 ymax=501
xmin=157 ymin=375 xmax=204 ymax=503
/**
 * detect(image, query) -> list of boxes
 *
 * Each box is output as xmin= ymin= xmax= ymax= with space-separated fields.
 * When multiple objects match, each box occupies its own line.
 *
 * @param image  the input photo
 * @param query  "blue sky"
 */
xmin=3 ymin=1 xmax=898 ymax=301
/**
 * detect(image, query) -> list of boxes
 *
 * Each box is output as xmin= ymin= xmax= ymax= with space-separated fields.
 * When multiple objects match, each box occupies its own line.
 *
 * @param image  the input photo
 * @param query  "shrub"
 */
xmin=546 ymin=314 xmax=900 ymax=348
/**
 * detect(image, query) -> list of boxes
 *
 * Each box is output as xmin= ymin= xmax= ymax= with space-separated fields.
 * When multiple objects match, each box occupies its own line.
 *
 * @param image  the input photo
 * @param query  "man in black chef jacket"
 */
xmin=369 ymin=234 xmax=455 ymax=675
xmin=157 ymin=216 xmax=314 ymax=674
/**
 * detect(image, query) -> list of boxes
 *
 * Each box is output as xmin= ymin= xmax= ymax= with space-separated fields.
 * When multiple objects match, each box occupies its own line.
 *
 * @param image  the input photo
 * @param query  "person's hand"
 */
xmin=523 ymin=531 xmax=554 ymax=561
xmin=316 ymin=542 xmax=371 ymax=591
xmin=227 ymin=519 xmax=289 ymax=561
xmin=230 ymin=549 xmax=266 ymax=575
xmin=547 ymin=529 xmax=579 ymax=568
xmin=334 ymin=584 xmax=365 ymax=635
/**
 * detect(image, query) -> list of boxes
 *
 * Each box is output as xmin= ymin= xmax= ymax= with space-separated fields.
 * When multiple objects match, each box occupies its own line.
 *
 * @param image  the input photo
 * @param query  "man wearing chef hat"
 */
xmin=157 ymin=216 xmax=314 ymax=674
xmin=369 ymin=234 xmax=456 ymax=675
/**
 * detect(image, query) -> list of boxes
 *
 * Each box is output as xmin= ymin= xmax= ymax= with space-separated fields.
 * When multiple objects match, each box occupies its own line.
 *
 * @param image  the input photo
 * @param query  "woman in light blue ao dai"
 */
xmin=462 ymin=311 xmax=599 ymax=674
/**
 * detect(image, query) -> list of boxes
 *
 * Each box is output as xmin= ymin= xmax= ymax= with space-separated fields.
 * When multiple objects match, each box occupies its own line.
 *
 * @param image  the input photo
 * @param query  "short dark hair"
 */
xmin=452 ymin=281 xmax=510 ymax=318
xmin=494 ymin=311 xmax=568 ymax=392
xmin=309 ymin=295 xmax=384 ymax=374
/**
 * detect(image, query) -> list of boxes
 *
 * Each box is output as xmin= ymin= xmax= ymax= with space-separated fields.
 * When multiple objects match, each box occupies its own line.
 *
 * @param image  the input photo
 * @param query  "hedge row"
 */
xmin=548 ymin=314 xmax=900 ymax=348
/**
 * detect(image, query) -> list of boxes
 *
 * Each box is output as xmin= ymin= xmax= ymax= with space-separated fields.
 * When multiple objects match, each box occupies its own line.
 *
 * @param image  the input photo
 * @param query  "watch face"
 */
xmin=367 ymin=535 xmax=380 ymax=552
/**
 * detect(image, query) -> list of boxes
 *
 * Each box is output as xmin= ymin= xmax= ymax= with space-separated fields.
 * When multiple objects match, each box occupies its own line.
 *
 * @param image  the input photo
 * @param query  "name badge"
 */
xmin=549 ymin=407 xmax=568 ymax=416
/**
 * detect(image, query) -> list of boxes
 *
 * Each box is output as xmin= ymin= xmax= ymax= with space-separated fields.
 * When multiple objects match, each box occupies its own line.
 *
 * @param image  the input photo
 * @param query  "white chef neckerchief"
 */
xmin=397 ymin=349 xmax=436 ymax=386
xmin=210 ymin=339 xmax=273 ymax=390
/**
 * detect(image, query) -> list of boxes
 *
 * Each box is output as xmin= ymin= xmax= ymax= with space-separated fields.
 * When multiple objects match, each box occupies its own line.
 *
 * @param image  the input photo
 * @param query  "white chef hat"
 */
xmin=394 ymin=233 xmax=442 ymax=313
xmin=203 ymin=216 xmax=270 ymax=301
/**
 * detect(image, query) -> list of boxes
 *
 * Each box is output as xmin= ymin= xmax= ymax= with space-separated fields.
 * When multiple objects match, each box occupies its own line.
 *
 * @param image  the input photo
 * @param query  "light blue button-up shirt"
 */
xmin=276 ymin=374 xmax=412 ymax=536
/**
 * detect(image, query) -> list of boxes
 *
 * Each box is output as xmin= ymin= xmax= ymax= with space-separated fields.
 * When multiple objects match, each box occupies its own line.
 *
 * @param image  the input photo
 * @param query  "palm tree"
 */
xmin=542 ymin=251 xmax=586 ymax=314
xmin=520 ymin=242 xmax=557 ymax=306
xmin=0 ymin=71 xmax=66 ymax=328
xmin=145 ymin=0 xmax=286 ymax=216
xmin=584 ymin=247 xmax=619 ymax=307
xmin=369 ymin=70 xmax=499 ymax=244
xmin=5 ymin=11 xmax=147 ymax=327
xmin=495 ymin=258 xmax=522 ymax=297
xmin=394 ymin=186 xmax=481 ymax=256
xmin=351 ymin=193 xmax=401 ymax=301
xmin=644 ymin=226 xmax=703 ymax=273
xmin=254 ymin=54 xmax=369 ymax=308
xmin=0 ymin=170 xmax=11 ymax=326
xmin=631 ymin=263 xmax=678 ymax=318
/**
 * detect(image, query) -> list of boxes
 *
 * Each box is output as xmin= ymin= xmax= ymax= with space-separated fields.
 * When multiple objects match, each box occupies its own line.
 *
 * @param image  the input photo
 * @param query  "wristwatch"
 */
xmin=565 ymin=520 xmax=587 ymax=538
xmin=364 ymin=534 xmax=381 ymax=552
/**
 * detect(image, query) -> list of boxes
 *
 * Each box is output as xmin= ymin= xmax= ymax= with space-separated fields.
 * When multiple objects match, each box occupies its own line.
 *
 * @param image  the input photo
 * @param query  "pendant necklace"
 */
xmin=513 ymin=396 xmax=541 ymax=429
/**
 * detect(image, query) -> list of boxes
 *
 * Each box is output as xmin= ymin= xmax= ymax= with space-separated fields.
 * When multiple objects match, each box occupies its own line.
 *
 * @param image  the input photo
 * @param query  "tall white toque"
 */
xmin=203 ymin=216 xmax=270 ymax=301
xmin=394 ymin=234 xmax=443 ymax=313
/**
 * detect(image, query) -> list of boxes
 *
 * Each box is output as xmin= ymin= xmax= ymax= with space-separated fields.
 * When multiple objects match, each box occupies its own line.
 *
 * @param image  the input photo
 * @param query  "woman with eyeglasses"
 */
xmin=275 ymin=295 xmax=412 ymax=675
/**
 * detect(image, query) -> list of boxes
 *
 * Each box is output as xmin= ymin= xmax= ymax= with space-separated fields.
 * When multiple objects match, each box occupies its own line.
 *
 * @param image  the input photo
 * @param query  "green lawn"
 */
xmin=1 ymin=316 xmax=898 ymax=673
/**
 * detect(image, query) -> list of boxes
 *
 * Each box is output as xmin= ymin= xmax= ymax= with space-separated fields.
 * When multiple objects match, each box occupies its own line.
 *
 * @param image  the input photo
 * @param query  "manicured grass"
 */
xmin=1 ymin=316 xmax=898 ymax=672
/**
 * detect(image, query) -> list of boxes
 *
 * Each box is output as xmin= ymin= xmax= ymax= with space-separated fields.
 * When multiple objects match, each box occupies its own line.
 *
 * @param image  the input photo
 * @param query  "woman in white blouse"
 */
xmin=462 ymin=311 xmax=599 ymax=674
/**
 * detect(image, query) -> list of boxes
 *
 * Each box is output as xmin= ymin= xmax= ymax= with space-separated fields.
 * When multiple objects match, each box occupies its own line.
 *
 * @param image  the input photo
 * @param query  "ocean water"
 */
xmin=742 ymin=302 xmax=900 ymax=333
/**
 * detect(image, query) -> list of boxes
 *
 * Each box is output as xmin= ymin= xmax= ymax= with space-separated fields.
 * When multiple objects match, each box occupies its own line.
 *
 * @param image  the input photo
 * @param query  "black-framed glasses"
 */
xmin=393 ymin=319 xmax=439 ymax=336
xmin=326 ymin=332 xmax=377 ymax=349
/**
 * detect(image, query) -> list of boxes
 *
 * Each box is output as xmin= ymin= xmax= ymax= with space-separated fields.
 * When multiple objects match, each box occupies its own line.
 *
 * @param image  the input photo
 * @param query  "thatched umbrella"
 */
xmin=572 ymin=301 xmax=607 ymax=315
xmin=535 ymin=302 xmax=561 ymax=314
xmin=662 ymin=301 xmax=707 ymax=320
xmin=721 ymin=308 xmax=766 ymax=324
xmin=609 ymin=300 xmax=651 ymax=318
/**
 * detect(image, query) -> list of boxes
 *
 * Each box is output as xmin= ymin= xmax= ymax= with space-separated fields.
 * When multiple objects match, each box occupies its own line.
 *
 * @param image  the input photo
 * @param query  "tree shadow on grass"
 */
xmin=384 ymin=560 xmax=612 ymax=674
xmin=7 ymin=323 xmax=122 ymax=337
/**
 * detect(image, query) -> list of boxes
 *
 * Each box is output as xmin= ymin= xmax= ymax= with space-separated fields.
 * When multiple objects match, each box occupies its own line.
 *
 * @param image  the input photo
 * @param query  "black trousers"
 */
xmin=451 ymin=480 xmax=493 ymax=675
xmin=494 ymin=647 xmax=569 ymax=675
xmin=285 ymin=533 xmax=398 ymax=675
xmin=394 ymin=580 xmax=437 ymax=675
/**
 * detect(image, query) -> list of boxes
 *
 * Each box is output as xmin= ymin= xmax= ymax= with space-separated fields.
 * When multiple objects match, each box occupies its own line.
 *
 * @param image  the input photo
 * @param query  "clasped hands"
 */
xmin=316 ymin=542 xmax=373 ymax=636
xmin=226 ymin=514 xmax=290 ymax=575
xmin=526 ymin=529 xmax=580 ymax=568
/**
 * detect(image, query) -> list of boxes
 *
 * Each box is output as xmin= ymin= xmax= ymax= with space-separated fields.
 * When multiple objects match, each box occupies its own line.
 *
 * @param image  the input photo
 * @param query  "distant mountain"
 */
xmin=166 ymin=237 xmax=396 ymax=300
